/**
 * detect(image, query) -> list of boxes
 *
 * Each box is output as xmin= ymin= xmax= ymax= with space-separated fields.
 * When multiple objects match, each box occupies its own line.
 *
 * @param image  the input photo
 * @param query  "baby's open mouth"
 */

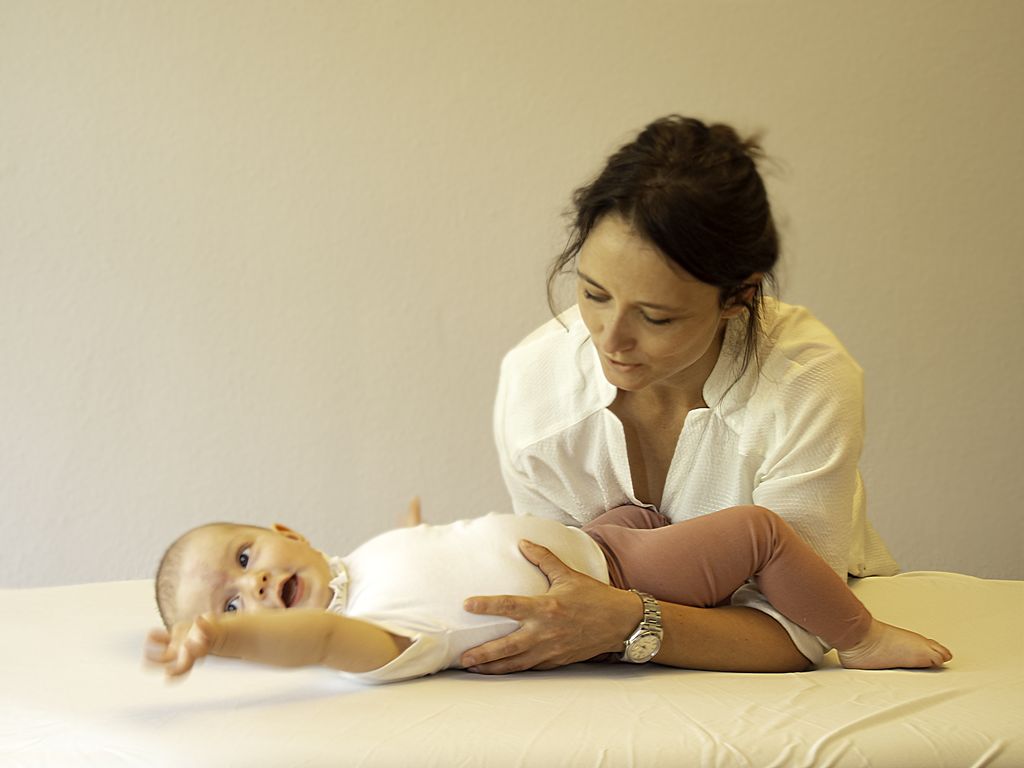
xmin=281 ymin=574 xmax=298 ymax=608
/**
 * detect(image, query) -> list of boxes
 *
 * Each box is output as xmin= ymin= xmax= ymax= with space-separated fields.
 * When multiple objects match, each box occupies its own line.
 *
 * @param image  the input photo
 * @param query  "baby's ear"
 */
xmin=271 ymin=523 xmax=307 ymax=542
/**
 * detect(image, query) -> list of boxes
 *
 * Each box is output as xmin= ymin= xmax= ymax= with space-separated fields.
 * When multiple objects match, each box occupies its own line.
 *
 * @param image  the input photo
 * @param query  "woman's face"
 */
xmin=576 ymin=214 xmax=740 ymax=397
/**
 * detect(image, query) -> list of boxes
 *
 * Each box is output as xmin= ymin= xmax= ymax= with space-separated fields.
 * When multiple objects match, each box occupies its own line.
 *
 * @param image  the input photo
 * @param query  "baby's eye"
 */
xmin=225 ymin=596 xmax=240 ymax=613
xmin=238 ymin=546 xmax=250 ymax=568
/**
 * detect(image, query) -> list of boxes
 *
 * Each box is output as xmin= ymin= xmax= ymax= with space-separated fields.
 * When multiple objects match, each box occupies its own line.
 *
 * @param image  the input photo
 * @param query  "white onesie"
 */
xmin=327 ymin=513 xmax=608 ymax=684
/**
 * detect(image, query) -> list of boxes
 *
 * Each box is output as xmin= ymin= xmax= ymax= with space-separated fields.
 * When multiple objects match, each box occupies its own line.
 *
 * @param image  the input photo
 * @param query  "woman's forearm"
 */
xmin=461 ymin=541 xmax=811 ymax=674
xmin=654 ymin=602 xmax=811 ymax=672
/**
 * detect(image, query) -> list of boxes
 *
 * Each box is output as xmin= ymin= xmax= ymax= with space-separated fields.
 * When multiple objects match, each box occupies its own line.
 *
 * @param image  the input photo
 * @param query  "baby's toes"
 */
xmin=928 ymin=641 xmax=951 ymax=666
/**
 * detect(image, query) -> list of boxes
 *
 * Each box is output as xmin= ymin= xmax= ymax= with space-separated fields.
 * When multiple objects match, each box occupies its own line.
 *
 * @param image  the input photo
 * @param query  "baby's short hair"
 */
xmin=155 ymin=522 xmax=241 ymax=628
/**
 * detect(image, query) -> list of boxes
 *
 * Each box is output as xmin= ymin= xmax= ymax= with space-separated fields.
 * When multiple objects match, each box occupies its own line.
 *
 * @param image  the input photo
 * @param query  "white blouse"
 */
xmin=493 ymin=299 xmax=898 ymax=663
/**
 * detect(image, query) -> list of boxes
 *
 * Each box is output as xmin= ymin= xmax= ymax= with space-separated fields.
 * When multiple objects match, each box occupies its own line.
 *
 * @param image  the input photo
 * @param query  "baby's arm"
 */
xmin=145 ymin=609 xmax=411 ymax=678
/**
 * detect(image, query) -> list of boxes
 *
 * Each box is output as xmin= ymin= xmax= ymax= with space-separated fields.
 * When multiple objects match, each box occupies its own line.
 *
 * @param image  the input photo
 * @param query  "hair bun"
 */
xmin=707 ymin=122 xmax=764 ymax=162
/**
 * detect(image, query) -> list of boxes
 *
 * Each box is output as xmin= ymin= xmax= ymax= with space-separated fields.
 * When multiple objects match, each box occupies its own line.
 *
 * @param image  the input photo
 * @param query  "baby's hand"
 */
xmin=144 ymin=613 xmax=219 ymax=679
xmin=402 ymin=496 xmax=422 ymax=527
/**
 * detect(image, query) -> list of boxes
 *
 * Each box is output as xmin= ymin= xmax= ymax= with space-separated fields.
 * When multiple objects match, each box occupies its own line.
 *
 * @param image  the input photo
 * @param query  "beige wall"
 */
xmin=2 ymin=0 xmax=1021 ymax=586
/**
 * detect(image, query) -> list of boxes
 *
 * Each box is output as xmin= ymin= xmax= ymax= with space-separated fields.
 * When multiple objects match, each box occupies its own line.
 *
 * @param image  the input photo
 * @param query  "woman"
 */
xmin=460 ymin=115 xmax=898 ymax=674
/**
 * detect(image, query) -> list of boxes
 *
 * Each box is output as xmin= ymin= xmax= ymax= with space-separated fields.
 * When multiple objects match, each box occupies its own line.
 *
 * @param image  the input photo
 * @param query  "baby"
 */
xmin=145 ymin=504 xmax=951 ymax=684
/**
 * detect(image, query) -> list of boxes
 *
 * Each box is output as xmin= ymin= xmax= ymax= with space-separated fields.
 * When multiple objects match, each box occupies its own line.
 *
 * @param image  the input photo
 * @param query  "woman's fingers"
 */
xmin=517 ymin=540 xmax=574 ymax=584
xmin=466 ymin=651 xmax=538 ymax=675
xmin=461 ymin=545 xmax=637 ymax=673
xmin=463 ymin=594 xmax=534 ymax=621
xmin=460 ymin=628 xmax=542 ymax=673
xmin=460 ymin=599 xmax=540 ymax=669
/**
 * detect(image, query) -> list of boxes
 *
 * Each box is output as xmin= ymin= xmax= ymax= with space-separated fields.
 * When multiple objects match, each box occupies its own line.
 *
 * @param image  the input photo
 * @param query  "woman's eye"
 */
xmin=238 ymin=546 xmax=250 ymax=568
xmin=643 ymin=314 xmax=673 ymax=326
xmin=225 ymin=596 xmax=240 ymax=613
xmin=582 ymin=289 xmax=609 ymax=303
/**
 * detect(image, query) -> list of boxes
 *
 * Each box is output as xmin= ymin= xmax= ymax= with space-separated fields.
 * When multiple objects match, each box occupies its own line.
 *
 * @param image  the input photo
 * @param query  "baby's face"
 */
xmin=173 ymin=524 xmax=334 ymax=624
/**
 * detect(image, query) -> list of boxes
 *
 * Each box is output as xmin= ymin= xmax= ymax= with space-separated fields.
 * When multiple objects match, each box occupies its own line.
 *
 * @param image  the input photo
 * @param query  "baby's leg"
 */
xmin=586 ymin=504 xmax=798 ymax=608
xmin=837 ymin=620 xmax=952 ymax=670
xmin=586 ymin=505 xmax=950 ymax=668
xmin=734 ymin=508 xmax=951 ymax=668
xmin=583 ymin=507 xmax=671 ymax=593
xmin=584 ymin=504 xmax=671 ymax=531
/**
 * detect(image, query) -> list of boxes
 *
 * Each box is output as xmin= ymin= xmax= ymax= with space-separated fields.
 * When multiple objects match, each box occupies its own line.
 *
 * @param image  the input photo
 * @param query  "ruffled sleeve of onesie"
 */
xmin=324 ymin=556 xmax=453 ymax=685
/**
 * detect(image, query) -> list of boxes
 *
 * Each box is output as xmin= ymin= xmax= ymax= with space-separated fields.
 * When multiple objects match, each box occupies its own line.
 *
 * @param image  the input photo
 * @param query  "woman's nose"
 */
xmin=600 ymin=313 xmax=634 ymax=354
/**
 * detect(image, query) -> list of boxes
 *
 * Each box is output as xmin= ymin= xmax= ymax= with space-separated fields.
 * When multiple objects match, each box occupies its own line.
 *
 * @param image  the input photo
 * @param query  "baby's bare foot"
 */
xmin=837 ymin=619 xmax=952 ymax=670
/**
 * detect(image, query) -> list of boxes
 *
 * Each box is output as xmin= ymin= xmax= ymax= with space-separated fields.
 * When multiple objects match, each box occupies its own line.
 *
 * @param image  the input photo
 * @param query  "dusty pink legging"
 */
xmin=583 ymin=504 xmax=872 ymax=650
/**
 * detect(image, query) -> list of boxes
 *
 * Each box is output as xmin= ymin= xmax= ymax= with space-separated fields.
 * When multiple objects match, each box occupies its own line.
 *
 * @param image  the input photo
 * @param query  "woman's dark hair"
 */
xmin=548 ymin=115 xmax=779 ymax=378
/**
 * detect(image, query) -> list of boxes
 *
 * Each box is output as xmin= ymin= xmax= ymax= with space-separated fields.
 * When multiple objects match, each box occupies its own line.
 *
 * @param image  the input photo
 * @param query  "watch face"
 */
xmin=627 ymin=632 xmax=661 ymax=662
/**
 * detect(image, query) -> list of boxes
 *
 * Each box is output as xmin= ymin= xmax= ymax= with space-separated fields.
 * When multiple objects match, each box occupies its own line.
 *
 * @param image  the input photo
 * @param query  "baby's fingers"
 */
xmin=168 ymin=620 xmax=213 ymax=676
xmin=167 ymin=639 xmax=200 ymax=677
xmin=143 ymin=628 xmax=175 ymax=665
xmin=167 ymin=643 xmax=197 ymax=677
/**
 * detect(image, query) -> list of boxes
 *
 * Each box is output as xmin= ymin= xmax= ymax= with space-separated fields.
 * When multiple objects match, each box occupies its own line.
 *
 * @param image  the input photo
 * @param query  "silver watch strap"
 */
xmin=631 ymin=589 xmax=662 ymax=634
xmin=621 ymin=589 xmax=663 ymax=662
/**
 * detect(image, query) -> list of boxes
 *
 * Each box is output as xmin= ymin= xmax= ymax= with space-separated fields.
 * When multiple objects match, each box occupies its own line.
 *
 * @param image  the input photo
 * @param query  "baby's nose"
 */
xmin=250 ymin=571 xmax=272 ymax=600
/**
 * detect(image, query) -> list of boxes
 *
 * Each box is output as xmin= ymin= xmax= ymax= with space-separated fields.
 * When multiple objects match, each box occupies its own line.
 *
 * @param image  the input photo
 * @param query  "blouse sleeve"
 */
xmin=733 ymin=349 xmax=866 ymax=663
xmin=751 ymin=351 xmax=865 ymax=578
xmin=493 ymin=354 xmax=578 ymax=525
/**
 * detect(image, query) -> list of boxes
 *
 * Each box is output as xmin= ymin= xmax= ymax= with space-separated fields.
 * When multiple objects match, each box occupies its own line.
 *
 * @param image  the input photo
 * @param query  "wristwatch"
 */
xmin=621 ymin=590 xmax=663 ymax=663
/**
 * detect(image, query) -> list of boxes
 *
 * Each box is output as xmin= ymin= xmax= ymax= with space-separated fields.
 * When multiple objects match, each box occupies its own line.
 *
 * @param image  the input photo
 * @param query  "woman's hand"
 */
xmin=460 ymin=540 xmax=642 ymax=673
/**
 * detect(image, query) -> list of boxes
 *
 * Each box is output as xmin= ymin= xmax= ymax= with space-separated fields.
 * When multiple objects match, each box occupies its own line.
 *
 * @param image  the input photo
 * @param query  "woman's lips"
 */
xmin=607 ymin=358 xmax=641 ymax=371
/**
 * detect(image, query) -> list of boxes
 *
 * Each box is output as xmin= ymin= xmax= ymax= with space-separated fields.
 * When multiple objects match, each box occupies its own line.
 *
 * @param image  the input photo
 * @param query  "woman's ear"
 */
xmin=722 ymin=273 xmax=764 ymax=318
xmin=271 ymin=523 xmax=307 ymax=542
